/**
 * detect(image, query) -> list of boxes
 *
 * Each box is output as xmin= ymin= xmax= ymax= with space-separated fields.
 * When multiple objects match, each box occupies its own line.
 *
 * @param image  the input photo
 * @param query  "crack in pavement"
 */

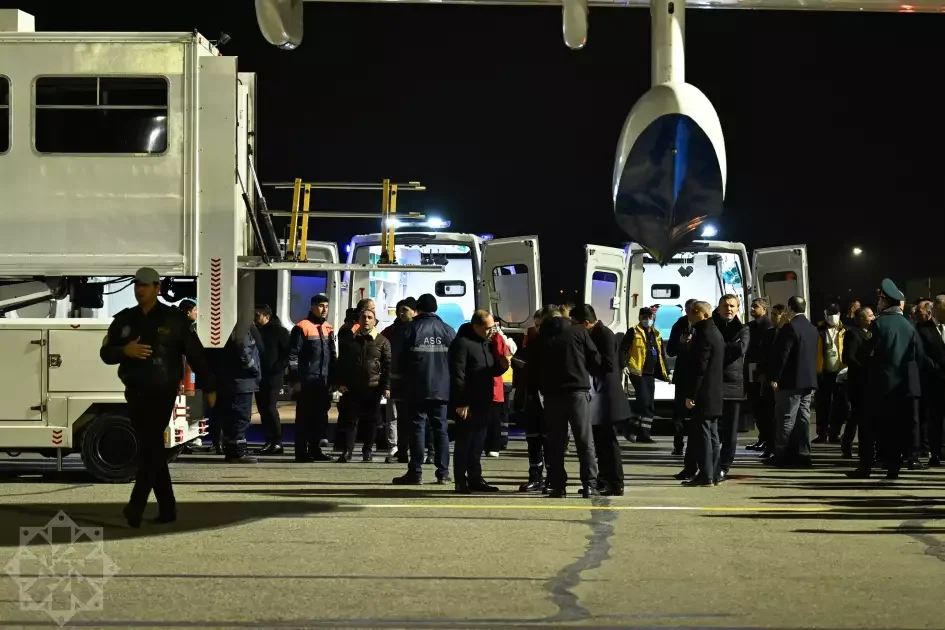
xmin=544 ymin=495 xmax=620 ymax=622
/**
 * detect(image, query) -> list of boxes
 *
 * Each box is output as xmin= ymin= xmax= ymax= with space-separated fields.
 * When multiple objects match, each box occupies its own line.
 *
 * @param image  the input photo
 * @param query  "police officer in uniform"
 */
xmin=100 ymin=268 xmax=216 ymax=528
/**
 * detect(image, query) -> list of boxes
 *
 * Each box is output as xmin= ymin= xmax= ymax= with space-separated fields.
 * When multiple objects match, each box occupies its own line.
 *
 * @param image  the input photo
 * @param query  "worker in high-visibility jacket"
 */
xmin=619 ymin=307 xmax=668 ymax=443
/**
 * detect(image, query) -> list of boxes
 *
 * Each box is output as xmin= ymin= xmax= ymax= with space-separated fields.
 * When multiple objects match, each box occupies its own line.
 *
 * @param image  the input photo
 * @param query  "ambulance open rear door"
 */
xmin=582 ymin=245 xmax=629 ymax=334
xmin=479 ymin=236 xmax=541 ymax=334
xmin=752 ymin=245 xmax=810 ymax=318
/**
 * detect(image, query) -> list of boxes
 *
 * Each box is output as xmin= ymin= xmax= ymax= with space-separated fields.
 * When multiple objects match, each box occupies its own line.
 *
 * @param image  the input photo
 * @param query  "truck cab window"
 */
xmin=33 ymin=76 xmax=169 ymax=154
xmin=0 ymin=76 xmax=9 ymax=154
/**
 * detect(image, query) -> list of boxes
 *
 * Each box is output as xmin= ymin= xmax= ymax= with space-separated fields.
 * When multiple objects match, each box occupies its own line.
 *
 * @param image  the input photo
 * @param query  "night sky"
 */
xmin=6 ymin=0 xmax=944 ymax=310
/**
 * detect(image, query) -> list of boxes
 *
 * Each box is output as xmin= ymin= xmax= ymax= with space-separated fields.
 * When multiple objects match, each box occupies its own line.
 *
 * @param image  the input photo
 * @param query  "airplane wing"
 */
xmin=258 ymin=0 xmax=942 ymax=50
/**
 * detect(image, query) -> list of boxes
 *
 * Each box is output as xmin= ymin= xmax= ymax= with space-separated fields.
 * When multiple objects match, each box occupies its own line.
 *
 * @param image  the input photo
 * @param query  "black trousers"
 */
xmin=749 ymin=383 xmax=775 ymax=444
xmin=340 ymin=388 xmax=383 ymax=455
xmin=485 ymin=387 xmax=511 ymax=452
xmin=882 ymin=395 xmax=919 ymax=475
xmin=718 ymin=400 xmax=742 ymax=474
xmin=126 ymin=387 xmax=179 ymax=518
xmin=524 ymin=392 xmax=548 ymax=481
xmin=672 ymin=389 xmax=688 ymax=450
xmin=221 ymin=392 xmax=254 ymax=459
xmin=545 ymin=391 xmax=598 ymax=491
xmin=694 ymin=411 xmax=721 ymax=484
xmin=295 ymin=382 xmax=331 ymax=459
xmin=409 ymin=399 xmax=450 ymax=479
xmin=454 ymin=406 xmax=491 ymax=484
xmin=255 ymin=380 xmax=283 ymax=444
xmin=926 ymin=394 xmax=945 ymax=460
xmin=592 ymin=423 xmax=624 ymax=490
xmin=816 ymin=371 xmax=845 ymax=438
xmin=842 ymin=383 xmax=865 ymax=452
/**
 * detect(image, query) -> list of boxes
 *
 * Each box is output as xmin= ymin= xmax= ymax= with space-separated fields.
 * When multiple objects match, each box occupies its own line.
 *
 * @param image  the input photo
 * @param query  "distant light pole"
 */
xmin=852 ymin=247 xmax=863 ymax=256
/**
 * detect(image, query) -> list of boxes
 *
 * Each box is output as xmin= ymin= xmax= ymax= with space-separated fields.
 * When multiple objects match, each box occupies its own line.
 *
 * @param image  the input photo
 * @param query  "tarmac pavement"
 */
xmin=1 ymin=435 xmax=944 ymax=629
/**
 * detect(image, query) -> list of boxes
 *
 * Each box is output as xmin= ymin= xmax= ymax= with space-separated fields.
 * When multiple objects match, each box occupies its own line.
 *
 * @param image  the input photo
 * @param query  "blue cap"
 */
xmin=880 ymin=278 xmax=905 ymax=302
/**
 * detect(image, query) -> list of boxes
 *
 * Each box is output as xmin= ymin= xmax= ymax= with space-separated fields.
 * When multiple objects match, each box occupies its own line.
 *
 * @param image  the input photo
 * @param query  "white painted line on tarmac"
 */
xmin=358 ymin=503 xmax=840 ymax=512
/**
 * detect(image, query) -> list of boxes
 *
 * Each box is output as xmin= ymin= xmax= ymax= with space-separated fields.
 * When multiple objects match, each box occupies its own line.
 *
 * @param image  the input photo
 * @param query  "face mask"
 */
xmin=640 ymin=320 xmax=652 ymax=328
xmin=826 ymin=314 xmax=839 ymax=326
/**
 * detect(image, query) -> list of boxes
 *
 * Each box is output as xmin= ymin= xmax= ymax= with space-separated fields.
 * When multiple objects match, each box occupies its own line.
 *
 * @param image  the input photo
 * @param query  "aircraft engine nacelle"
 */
xmin=256 ymin=0 xmax=304 ymax=50
xmin=612 ymin=81 xmax=726 ymax=265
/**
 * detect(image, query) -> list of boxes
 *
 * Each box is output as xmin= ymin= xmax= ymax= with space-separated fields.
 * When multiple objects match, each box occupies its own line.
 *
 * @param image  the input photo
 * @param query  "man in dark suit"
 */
xmin=681 ymin=301 xmax=725 ymax=487
xmin=918 ymin=295 xmax=945 ymax=466
xmin=840 ymin=306 xmax=874 ymax=459
xmin=666 ymin=299 xmax=697 ymax=455
xmin=572 ymin=304 xmax=632 ymax=496
xmin=849 ymin=279 xmax=926 ymax=479
xmin=766 ymin=296 xmax=819 ymax=467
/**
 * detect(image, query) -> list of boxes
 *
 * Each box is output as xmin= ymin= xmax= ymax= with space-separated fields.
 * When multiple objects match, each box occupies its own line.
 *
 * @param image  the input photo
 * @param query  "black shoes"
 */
xmin=671 ymin=446 xmax=684 ymax=456
xmin=123 ymin=506 xmax=175 ymax=528
xmin=151 ymin=513 xmax=177 ymax=525
xmin=224 ymin=454 xmax=258 ymax=464
xmin=673 ymin=469 xmax=696 ymax=481
xmin=456 ymin=479 xmax=499 ymax=494
xmin=682 ymin=477 xmax=715 ymax=487
xmin=337 ymin=452 xmax=353 ymax=463
xmin=392 ymin=473 xmax=424 ymax=485
xmin=519 ymin=479 xmax=545 ymax=492
xmin=122 ymin=505 xmax=142 ymax=529
xmin=468 ymin=479 xmax=499 ymax=493
xmin=258 ymin=442 xmax=284 ymax=455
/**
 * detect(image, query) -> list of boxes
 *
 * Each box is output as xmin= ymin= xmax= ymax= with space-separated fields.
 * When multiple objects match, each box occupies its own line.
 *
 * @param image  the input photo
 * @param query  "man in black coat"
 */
xmin=682 ymin=301 xmax=725 ymax=486
xmin=666 ymin=299 xmax=697 ymax=455
xmin=712 ymin=295 xmax=750 ymax=481
xmin=531 ymin=305 xmax=602 ymax=498
xmin=336 ymin=308 xmax=392 ymax=463
xmin=918 ymin=295 xmax=945 ymax=466
xmin=254 ymin=304 xmax=290 ymax=455
xmin=448 ymin=310 xmax=510 ymax=493
xmin=767 ymin=296 xmax=819 ymax=467
xmin=840 ymin=306 xmax=874 ymax=459
xmin=572 ymin=304 xmax=631 ymax=496
xmin=745 ymin=298 xmax=773 ymax=451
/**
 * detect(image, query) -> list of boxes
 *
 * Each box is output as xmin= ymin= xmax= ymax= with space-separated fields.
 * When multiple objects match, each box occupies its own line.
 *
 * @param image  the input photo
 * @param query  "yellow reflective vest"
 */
xmin=625 ymin=325 xmax=668 ymax=380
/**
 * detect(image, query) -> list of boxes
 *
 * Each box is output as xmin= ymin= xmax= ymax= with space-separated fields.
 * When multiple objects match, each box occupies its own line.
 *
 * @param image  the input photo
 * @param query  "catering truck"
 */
xmin=0 ymin=9 xmax=442 ymax=481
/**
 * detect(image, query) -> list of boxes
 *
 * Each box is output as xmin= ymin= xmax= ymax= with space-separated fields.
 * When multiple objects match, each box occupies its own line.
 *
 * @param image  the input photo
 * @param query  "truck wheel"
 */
xmin=80 ymin=414 xmax=138 ymax=484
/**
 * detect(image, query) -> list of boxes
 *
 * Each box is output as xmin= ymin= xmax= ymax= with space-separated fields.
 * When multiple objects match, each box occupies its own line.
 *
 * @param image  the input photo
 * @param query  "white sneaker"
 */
xmin=487 ymin=451 xmax=500 ymax=458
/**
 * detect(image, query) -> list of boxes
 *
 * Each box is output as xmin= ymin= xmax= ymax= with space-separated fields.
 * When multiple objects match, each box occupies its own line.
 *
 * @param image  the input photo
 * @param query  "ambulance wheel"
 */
xmin=80 ymin=414 xmax=138 ymax=484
